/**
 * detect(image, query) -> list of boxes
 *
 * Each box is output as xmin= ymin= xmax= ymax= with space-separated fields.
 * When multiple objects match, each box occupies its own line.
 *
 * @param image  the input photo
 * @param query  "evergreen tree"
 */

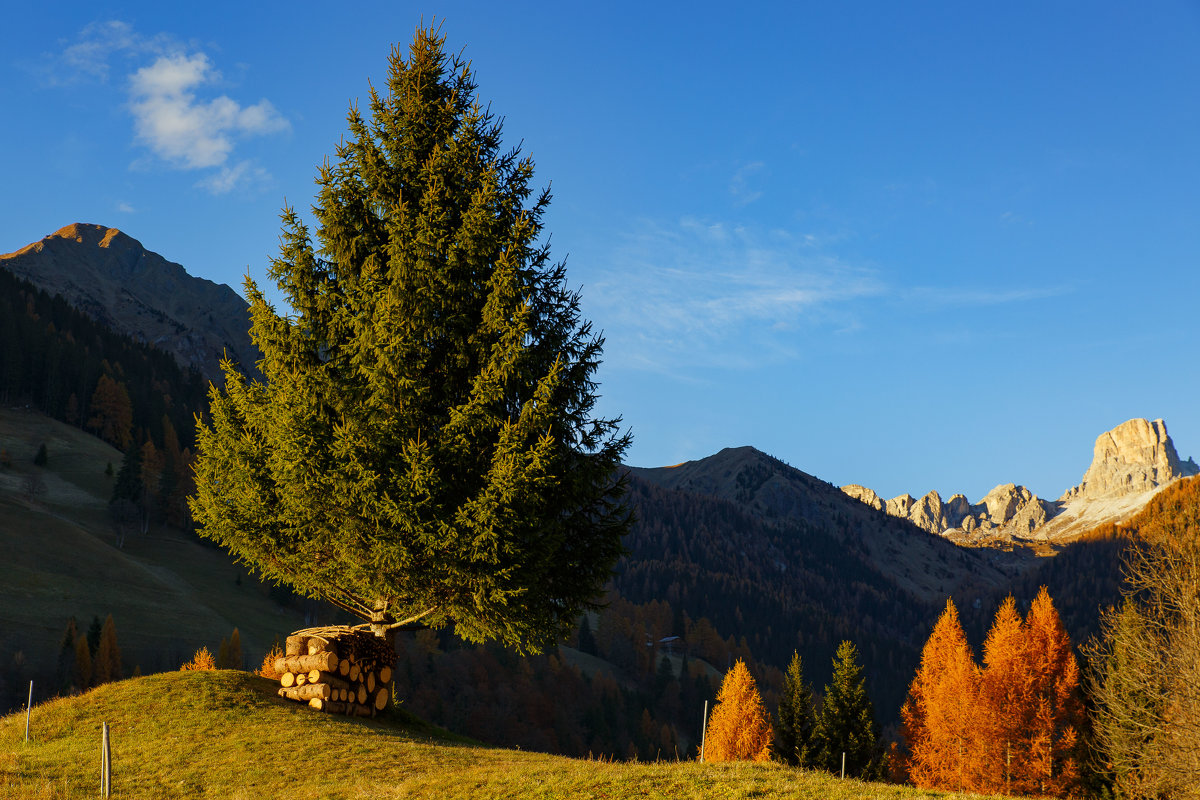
xmin=577 ymin=616 xmax=597 ymax=656
xmin=776 ymin=650 xmax=817 ymax=767
xmin=56 ymin=617 xmax=78 ymax=693
xmin=704 ymin=659 xmax=773 ymax=762
xmin=111 ymin=445 xmax=143 ymax=505
xmin=190 ymin=26 xmax=630 ymax=651
xmin=33 ymin=443 xmax=47 ymax=466
xmin=93 ymin=615 xmax=122 ymax=685
xmin=86 ymin=615 xmax=103 ymax=655
xmin=814 ymin=640 xmax=884 ymax=779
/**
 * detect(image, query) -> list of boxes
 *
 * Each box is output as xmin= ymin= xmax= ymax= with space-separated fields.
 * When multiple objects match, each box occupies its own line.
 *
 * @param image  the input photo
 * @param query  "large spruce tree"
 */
xmin=190 ymin=27 xmax=630 ymax=653
xmin=815 ymin=640 xmax=885 ymax=779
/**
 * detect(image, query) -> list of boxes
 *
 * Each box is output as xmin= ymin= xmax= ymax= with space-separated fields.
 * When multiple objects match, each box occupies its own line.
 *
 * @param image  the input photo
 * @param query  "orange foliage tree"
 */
xmin=900 ymin=598 xmax=980 ymax=790
xmin=1023 ymin=587 xmax=1084 ymax=796
xmin=704 ymin=658 xmax=773 ymax=762
xmin=902 ymin=590 xmax=1084 ymax=797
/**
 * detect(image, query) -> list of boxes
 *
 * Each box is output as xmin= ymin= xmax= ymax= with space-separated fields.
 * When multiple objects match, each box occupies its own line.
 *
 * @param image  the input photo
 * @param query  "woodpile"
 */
xmin=274 ymin=628 xmax=394 ymax=717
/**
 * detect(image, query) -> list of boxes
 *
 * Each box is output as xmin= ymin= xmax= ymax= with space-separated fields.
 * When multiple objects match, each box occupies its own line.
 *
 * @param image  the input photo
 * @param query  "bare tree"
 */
xmin=1088 ymin=529 xmax=1200 ymax=798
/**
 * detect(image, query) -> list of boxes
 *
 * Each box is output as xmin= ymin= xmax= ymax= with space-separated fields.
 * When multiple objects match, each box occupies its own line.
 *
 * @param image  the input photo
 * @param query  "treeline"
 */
xmin=615 ymin=477 xmax=933 ymax=720
xmin=0 ymin=266 xmax=208 ymax=457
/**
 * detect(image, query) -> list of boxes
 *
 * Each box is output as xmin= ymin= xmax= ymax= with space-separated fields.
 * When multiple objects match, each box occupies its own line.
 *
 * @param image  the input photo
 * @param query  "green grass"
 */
xmin=0 ymin=670 xmax=1006 ymax=799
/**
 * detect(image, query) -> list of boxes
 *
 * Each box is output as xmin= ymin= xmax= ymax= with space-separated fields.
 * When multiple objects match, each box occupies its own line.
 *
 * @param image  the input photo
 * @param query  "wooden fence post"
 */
xmin=24 ymin=681 xmax=31 ymax=743
xmin=699 ymin=700 xmax=709 ymax=763
xmin=100 ymin=722 xmax=111 ymax=797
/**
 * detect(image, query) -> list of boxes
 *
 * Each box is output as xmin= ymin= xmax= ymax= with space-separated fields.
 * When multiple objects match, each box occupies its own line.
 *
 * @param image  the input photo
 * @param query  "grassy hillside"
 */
xmin=0 ymin=407 xmax=309 ymax=688
xmin=0 ymin=670 xmax=1000 ymax=799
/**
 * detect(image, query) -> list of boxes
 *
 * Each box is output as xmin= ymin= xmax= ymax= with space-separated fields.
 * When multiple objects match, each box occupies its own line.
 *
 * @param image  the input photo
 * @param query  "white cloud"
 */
xmin=196 ymin=160 xmax=271 ymax=195
xmin=48 ymin=21 xmax=287 ymax=192
xmin=117 ymin=202 xmax=135 ymax=213
xmin=129 ymin=52 xmax=288 ymax=172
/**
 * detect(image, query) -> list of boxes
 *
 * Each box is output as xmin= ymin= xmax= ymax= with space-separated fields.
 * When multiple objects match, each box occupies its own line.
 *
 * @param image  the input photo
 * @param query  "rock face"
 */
xmin=1060 ymin=418 xmax=1198 ymax=501
xmin=841 ymin=418 xmax=1196 ymax=544
xmin=0 ymin=224 xmax=258 ymax=384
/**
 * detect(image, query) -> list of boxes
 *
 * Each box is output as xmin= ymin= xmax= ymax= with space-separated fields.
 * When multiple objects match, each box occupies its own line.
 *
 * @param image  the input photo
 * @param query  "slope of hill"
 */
xmin=0 ymin=223 xmax=259 ymax=383
xmin=0 ymin=407 xmax=310 ymax=710
xmin=0 ymin=669 xmax=1010 ymax=799
xmin=629 ymin=446 xmax=1009 ymax=601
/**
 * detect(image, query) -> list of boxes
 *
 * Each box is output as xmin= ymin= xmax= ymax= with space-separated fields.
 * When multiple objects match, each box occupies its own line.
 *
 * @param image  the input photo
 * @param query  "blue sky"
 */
xmin=4 ymin=1 xmax=1198 ymax=503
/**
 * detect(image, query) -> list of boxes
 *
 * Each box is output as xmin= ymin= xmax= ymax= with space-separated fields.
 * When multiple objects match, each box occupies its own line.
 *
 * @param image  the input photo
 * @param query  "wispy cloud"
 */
xmin=729 ymin=161 xmax=765 ymax=206
xmin=901 ymin=285 xmax=1072 ymax=309
xmin=46 ymin=21 xmax=287 ymax=194
xmin=117 ymin=202 xmax=135 ymax=214
xmin=586 ymin=217 xmax=1073 ymax=374
xmin=587 ymin=218 xmax=884 ymax=372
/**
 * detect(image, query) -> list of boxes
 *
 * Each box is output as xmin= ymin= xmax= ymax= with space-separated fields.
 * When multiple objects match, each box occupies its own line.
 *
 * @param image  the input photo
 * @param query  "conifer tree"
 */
xmin=704 ymin=659 xmax=773 ymax=762
xmin=776 ymin=650 xmax=817 ymax=767
xmin=976 ymin=595 xmax=1033 ymax=794
xmin=190 ymin=26 xmax=630 ymax=652
xmin=1024 ymin=587 xmax=1084 ymax=796
xmin=217 ymin=628 xmax=243 ymax=670
xmin=814 ymin=641 xmax=884 ymax=779
xmin=93 ymin=614 xmax=122 ymax=685
xmin=72 ymin=634 xmax=92 ymax=691
xmin=56 ymin=617 xmax=78 ymax=692
xmin=900 ymin=598 xmax=979 ymax=790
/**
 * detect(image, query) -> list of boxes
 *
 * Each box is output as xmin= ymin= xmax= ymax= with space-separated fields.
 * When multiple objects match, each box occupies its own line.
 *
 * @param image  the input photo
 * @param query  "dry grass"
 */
xmin=0 ymin=670 xmax=1008 ymax=799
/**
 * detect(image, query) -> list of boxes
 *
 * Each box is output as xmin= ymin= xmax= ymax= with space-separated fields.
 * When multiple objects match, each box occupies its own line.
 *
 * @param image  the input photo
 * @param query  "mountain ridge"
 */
xmin=0 ymin=223 xmax=259 ymax=384
xmin=839 ymin=417 xmax=1197 ymax=545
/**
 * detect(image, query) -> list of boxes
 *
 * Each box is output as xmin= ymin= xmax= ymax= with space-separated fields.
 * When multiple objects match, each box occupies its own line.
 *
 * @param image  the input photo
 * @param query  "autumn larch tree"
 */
xmin=189 ymin=26 xmax=630 ymax=652
xmin=814 ymin=640 xmax=884 ymax=779
xmin=704 ymin=659 xmax=773 ymax=762
xmin=1023 ymin=587 xmax=1084 ymax=796
xmin=93 ymin=614 xmax=122 ymax=685
xmin=976 ymin=595 xmax=1033 ymax=794
xmin=900 ymin=598 xmax=979 ymax=790
xmin=776 ymin=650 xmax=817 ymax=767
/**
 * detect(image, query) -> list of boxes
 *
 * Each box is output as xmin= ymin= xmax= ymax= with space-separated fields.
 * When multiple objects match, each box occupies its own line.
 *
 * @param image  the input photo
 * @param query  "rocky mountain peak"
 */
xmin=1060 ymin=418 xmax=1198 ymax=501
xmin=840 ymin=417 xmax=1196 ymax=545
xmin=1 ymin=223 xmax=259 ymax=384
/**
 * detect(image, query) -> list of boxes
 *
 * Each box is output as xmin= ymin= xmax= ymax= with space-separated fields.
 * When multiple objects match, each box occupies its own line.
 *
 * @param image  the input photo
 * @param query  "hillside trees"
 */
xmin=900 ymin=591 xmax=1083 ymax=796
xmin=190 ymin=27 xmax=630 ymax=651
xmin=1089 ymin=477 xmax=1200 ymax=798
xmin=704 ymin=659 xmax=773 ymax=762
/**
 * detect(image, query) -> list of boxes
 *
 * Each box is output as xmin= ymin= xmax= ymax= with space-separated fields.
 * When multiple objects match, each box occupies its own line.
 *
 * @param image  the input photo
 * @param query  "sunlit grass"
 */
xmin=0 ymin=670 xmax=1010 ymax=799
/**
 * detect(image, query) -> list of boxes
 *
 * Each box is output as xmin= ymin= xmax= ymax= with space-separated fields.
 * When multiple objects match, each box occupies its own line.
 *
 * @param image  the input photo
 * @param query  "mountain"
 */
xmin=841 ymin=418 xmax=1197 ymax=545
xmin=0 ymin=223 xmax=259 ymax=383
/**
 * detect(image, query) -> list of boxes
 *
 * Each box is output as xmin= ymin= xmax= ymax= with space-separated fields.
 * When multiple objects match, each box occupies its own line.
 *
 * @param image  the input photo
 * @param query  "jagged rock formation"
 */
xmin=1060 ymin=418 xmax=1197 ymax=501
xmin=0 ymin=223 xmax=258 ymax=384
xmin=842 ymin=419 xmax=1196 ymax=544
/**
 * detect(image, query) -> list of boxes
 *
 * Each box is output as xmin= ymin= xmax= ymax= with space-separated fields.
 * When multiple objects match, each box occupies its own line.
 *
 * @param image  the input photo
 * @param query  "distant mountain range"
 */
xmin=841 ymin=417 xmax=1197 ymax=545
xmin=0 ymin=224 xmax=259 ymax=384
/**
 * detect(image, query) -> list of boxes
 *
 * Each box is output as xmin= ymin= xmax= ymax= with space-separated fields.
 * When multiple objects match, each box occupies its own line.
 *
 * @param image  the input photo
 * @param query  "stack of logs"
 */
xmin=274 ymin=628 xmax=394 ymax=717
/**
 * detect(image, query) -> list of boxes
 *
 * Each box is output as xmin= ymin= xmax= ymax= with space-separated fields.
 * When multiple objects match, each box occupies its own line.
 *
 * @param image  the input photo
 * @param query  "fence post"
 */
xmin=699 ymin=700 xmax=709 ymax=763
xmin=841 ymin=751 xmax=846 ymax=779
xmin=24 ymin=681 xmax=32 ymax=743
xmin=100 ymin=722 xmax=111 ymax=797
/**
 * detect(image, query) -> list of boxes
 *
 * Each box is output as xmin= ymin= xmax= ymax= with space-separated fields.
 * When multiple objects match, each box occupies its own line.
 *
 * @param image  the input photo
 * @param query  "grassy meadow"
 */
xmin=0 ymin=669 xmax=1007 ymax=799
